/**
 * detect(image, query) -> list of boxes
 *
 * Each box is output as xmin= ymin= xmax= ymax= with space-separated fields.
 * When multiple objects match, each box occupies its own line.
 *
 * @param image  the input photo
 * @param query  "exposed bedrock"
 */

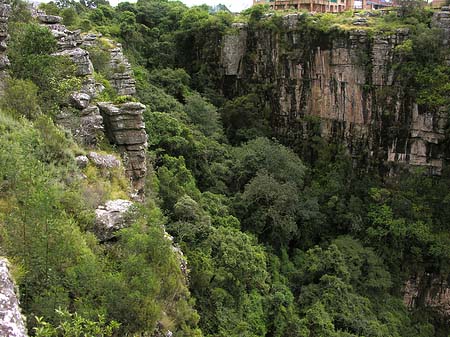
xmin=0 ymin=258 xmax=27 ymax=337
xmin=403 ymin=274 xmax=450 ymax=318
xmin=0 ymin=0 xmax=10 ymax=95
xmin=220 ymin=15 xmax=449 ymax=175
xmin=98 ymin=102 xmax=148 ymax=199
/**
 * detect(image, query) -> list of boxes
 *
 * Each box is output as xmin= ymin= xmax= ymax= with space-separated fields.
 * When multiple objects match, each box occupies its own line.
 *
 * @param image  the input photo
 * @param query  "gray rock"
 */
xmin=69 ymin=92 xmax=91 ymax=109
xmin=0 ymin=258 xmax=27 ymax=337
xmin=222 ymin=25 xmax=247 ymax=77
xmin=106 ymin=42 xmax=136 ymax=96
xmin=88 ymin=152 xmax=121 ymax=169
xmin=75 ymin=155 xmax=89 ymax=169
xmin=81 ymin=77 xmax=104 ymax=99
xmin=94 ymin=199 xmax=134 ymax=241
xmin=53 ymin=48 xmax=93 ymax=76
xmin=80 ymin=105 xmax=99 ymax=116
xmin=98 ymin=102 xmax=148 ymax=197
xmin=56 ymin=107 xmax=104 ymax=147
xmin=38 ymin=14 xmax=62 ymax=24
xmin=353 ymin=18 xmax=368 ymax=26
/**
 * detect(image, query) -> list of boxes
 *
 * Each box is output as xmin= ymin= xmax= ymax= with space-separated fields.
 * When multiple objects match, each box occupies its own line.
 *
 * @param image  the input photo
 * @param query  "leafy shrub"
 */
xmin=0 ymin=78 xmax=41 ymax=119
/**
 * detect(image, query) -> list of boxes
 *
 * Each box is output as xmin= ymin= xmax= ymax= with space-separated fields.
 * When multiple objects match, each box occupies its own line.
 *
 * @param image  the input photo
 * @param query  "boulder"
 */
xmin=69 ymin=92 xmax=90 ymax=110
xmin=88 ymin=151 xmax=121 ymax=169
xmin=75 ymin=155 xmax=89 ymax=169
xmin=37 ymin=14 xmax=61 ymax=24
xmin=94 ymin=199 xmax=134 ymax=241
xmin=0 ymin=258 xmax=27 ymax=337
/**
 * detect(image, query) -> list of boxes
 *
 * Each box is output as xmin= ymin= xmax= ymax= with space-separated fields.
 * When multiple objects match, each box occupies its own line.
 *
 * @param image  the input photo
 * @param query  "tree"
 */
xmin=240 ymin=172 xmax=300 ymax=248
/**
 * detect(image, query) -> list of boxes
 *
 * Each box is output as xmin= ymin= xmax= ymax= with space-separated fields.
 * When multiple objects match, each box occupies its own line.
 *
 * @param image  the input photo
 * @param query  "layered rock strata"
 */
xmin=37 ymin=13 xmax=105 ymax=147
xmin=0 ymin=258 xmax=27 ymax=337
xmin=107 ymin=43 xmax=136 ymax=96
xmin=98 ymin=102 xmax=148 ymax=199
xmin=38 ymin=14 xmax=148 ymax=197
xmin=81 ymin=35 xmax=136 ymax=96
xmin=220 ymin=16 xmax=448 ymax=175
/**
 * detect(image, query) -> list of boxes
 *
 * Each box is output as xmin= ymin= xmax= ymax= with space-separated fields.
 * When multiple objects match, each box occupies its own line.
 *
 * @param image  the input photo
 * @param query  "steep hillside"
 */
xmin=2 ymin=1 xmax=450 ymax=337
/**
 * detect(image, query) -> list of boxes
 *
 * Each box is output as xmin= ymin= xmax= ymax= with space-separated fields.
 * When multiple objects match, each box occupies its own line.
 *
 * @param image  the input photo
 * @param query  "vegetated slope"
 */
xmin=1 ymin=0 xmax=450 ymax=336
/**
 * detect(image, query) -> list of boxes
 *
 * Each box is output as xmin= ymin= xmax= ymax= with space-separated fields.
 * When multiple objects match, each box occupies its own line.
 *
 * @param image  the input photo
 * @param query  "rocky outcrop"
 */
xmin=403 ymin=274 xmax=450 ymax=318
xmin=0 ymin=258 xmax=27 ymax=337
xmin=37 ymin=12 xmax=105 ymax=148
xmin=108 ymin=44 xmax=136 ymax=96
xmin=94 ymin=199 xmax=134 ymax=241
xmin=53 ymin=48 xmax=94 ymax=76
xmin=88 ymin=151 xmax=121 ymax=169
xmin=98 ymin=102 xmax=148 ymax=199
xmin=80 ymin=35 xmax=136 ymax=96
xmin=0 ymin=0 xmax=10 ymax=95
xmin=56 ymin=106 xmax=104 ymax=147
xmin=38 ymin=10 xmax=148 ymax=200
xmin=219 ymin=14 xmax=448 ymax=175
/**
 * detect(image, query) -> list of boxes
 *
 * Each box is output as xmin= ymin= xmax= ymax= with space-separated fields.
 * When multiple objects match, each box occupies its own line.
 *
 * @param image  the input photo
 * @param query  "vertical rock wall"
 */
xmin=403 ymin=274 xmax=450 ymax=317
xmin=220 ymin=14 xmax=448 ymax=175
xmin=0 ymin=259 xmax=27 ymax=337
xmin=98 ymin=102 xmax=147 ymax=199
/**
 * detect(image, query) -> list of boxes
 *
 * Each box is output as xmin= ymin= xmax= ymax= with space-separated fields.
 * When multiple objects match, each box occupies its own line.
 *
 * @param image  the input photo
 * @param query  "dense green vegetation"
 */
xmin=1 ymin=0 xmax=450 ymax=336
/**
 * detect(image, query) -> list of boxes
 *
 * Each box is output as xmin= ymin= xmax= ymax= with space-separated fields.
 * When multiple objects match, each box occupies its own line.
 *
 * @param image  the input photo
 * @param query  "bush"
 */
xmin=0 ymin=78 xmax=41 ymax=119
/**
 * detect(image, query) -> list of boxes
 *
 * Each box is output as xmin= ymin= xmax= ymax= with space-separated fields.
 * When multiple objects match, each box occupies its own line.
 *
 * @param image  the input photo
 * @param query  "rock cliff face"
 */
xmin=0 ymin=258 xmax=27 ymax=337
xmin=36 ymin=13 xmax=105 ymax=148
xmin=220 ymin=15 xmax=448 ymax=175
xmin=403 ymin=274 xmax=450 ymax=318
xmin=37 ymin=11 xmax=148 ymax=199
xmin=98 ymin=102 xmax=148 ymax=198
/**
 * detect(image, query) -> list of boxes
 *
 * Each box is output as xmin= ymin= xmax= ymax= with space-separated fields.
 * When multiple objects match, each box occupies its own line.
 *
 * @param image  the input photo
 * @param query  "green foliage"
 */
xmin=4 ymin=3 xmax=450 ymax=337
xmin=8 ymin=22 xmax=81 ymax=113
xmin=61 ymin=7 xmax=79 ymax=27
xmin=148 ymin=67 xmax=191 ymax=101
xmin=85 ymin=46 xmax=111 ymax=77
xmin=0 ymin=78 xmax=41 ymax=119
xmin=221 ymin=94 xmax=271 ymax=144
xmin=34 ymin=310 xmax=120 ymax=337
xmin=184 ymin=93 xmax=222 ymax=137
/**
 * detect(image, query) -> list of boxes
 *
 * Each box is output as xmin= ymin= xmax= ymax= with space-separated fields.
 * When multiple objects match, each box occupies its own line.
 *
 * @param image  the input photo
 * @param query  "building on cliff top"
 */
xmin=253 ymin=0 xmax=395 ymax=12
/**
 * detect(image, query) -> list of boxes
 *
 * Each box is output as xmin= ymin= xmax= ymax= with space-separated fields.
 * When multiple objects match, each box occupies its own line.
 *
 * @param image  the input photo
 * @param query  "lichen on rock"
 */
xmin=0 ymin=258 xmax=27 ymax=337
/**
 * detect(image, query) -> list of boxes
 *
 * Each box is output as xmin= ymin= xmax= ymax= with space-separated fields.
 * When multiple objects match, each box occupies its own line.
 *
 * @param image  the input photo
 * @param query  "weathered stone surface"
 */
xmin=38 ymin=14 xmax=61 ymax=24
xmin=403 ymin=274 xmax=450 ymax=317
xmin=69 ymin=92 xmax=91 ymax=110
xmin=219 ymin=16 xmax=445 ymax=175
xmin=221 ymin=23 xmax=247 ymax=77
xmin=98 ymin=102 xmax=148 ymax=198
xmin=108 ymin=45 xmax=136 ymax=96
xmin=94 ymin=199 xmax=134 ymax=241
xmin=0 ymin=0 xmax=10 ymax=96
xmin=81 ymin=77 xmax=104 ymax=99
xmin=56 ymin=107 xmax=103 ymax=147
xmin=53 ymin=48 xmax=93 ymax=76
xmin=75 ymin=155 xmax=89 ymax=169
xmin=0 ymin=258 xmax=27 ymax=337
xmin=88 ymin=151 xmax=121 ymax=169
